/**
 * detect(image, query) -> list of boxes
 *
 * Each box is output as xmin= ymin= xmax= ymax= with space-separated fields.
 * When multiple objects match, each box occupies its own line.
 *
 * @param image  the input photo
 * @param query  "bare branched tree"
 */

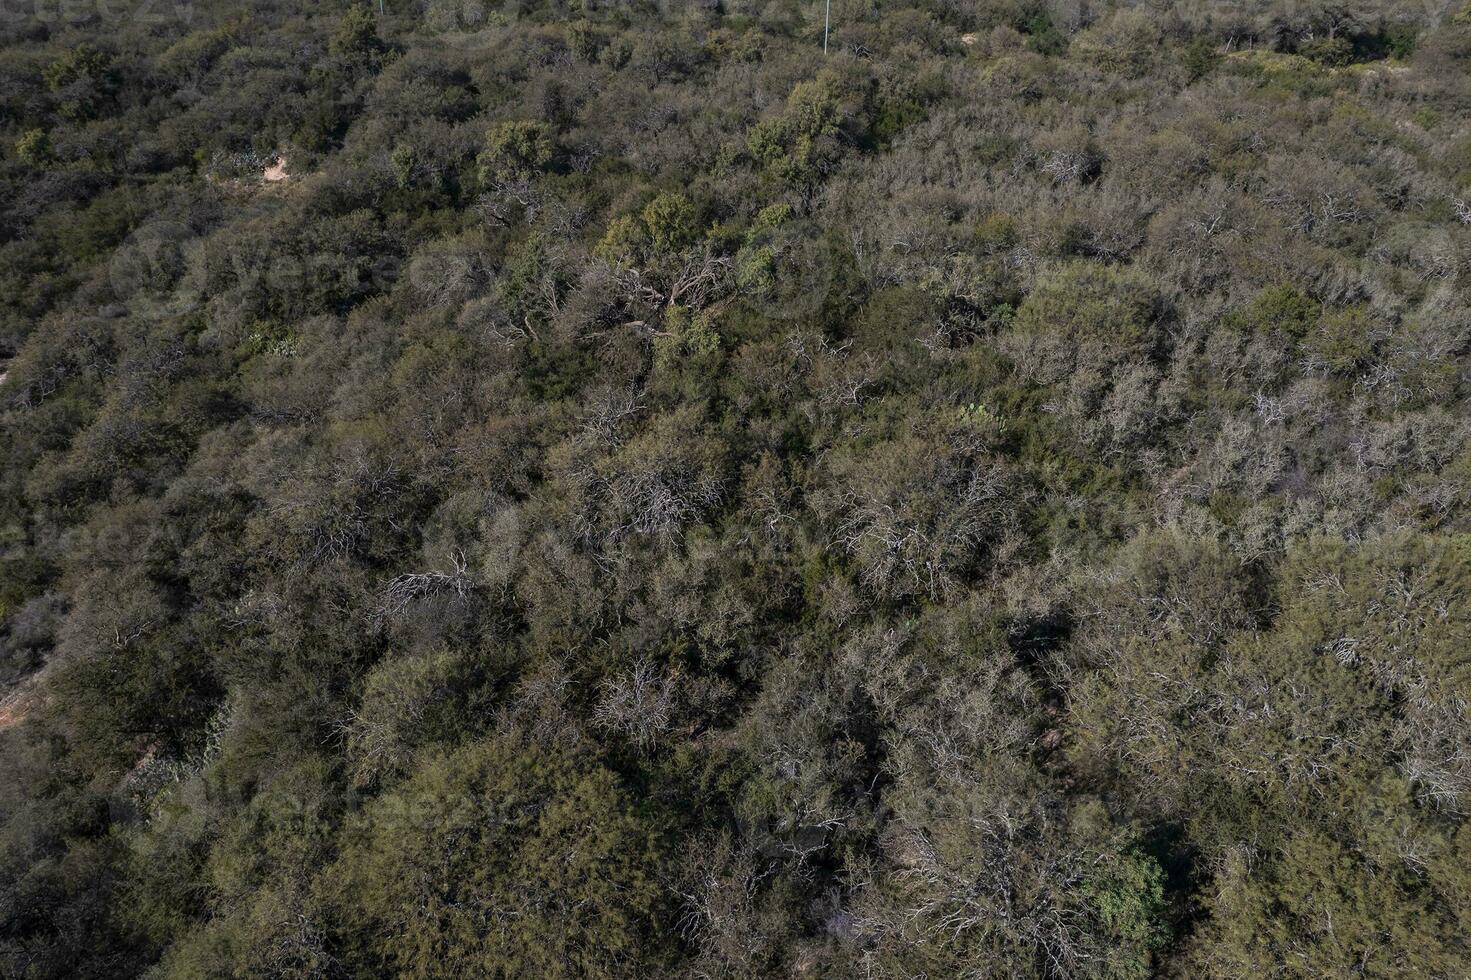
xmin=593 ymin=658 xmax=677 ymax=753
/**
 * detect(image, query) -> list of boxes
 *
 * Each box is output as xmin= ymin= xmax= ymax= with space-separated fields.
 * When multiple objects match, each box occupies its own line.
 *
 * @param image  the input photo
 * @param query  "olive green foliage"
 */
xmin=13 ymin=128 xmax=50 ymax=165
xmin=641 ymin=192 xmax=700 ymax=254
xmin=746 ymin=75 xmax=846 ymax=185
xmin=1 ymin=1 xmax=1470 ymax=977
xmin=1003 ymin=261 xmax=1162 ymax=393
xmin=324 ymin=739 xmax=667 ymax=978
xmin=597 ymin=191 xmax=701 ymax=265
xmin=478 ymin=119 xmax=555 ymax=183
xmin=389 ymin=141 xmax=417 ymax=190
xmin=328 ymin=4 xmax=385 ymax=62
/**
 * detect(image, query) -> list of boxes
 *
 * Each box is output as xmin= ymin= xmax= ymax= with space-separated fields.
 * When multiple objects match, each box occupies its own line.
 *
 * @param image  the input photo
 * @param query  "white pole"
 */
xmin=824 ymin=0 xmax=830 ymax=54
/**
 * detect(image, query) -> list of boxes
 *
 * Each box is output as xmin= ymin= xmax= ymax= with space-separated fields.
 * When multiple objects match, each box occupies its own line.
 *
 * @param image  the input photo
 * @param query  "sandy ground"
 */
xmin=0 ymin=673 xmax=43 ymax=730
xmin=263 ymin=157 xmax=290 ymax=183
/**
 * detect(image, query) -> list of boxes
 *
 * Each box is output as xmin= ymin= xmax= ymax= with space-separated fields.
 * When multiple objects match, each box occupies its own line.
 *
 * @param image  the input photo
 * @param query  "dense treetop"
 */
xmin=2 ymin=0 xmax=1471 ymax=976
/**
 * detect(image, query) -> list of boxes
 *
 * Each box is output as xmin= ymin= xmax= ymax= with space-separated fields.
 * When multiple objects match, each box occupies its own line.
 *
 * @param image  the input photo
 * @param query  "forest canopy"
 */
xmin=2 ymin=0 xmax=1471 ymax=976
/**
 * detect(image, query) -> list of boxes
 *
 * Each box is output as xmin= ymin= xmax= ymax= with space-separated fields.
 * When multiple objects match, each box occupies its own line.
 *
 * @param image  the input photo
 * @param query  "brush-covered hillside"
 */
xmin=3 ymin=1 xmax=1471 ymax=976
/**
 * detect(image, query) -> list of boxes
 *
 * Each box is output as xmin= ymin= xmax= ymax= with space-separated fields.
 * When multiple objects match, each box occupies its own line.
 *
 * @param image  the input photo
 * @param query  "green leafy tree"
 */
xmin=329 ymin=4 xmax=384 ymax=62
xmin=322 ymin=738 xmax=670 ymax=978
xmin=1005 ymin=261 xmax=1162 ymax=383
xmin=747 ymin=77 xmax=845 ymax=186
xmin=389 ymin=141 xmax=417 ymax=190
xmin=1182 ymin=36 xmax=1222 ymax=80
xmin=42 ymin=43 xmax=116 ymax=121
xmin=641 ymin=192 xmax=699 ymax=254
xmin=14 ymin=128 xmax=51 ymax=165
xmin=478 ymin=120 xmax=554 ymax=183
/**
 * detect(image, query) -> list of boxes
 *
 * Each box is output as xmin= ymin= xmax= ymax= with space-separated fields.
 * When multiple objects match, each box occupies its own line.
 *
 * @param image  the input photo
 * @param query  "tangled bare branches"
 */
xmin=373 ymin=550 xmax=473 ymax=626
xmin=593 ymin=658 xmax=677 ymax=753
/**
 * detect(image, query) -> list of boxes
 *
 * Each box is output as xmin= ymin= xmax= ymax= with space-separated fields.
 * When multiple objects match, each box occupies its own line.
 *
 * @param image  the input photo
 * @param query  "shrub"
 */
xmin=478 ymin=120 xmax=554 ymax=183
xmin=323 ymin=739 xmax=670 ymax=978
